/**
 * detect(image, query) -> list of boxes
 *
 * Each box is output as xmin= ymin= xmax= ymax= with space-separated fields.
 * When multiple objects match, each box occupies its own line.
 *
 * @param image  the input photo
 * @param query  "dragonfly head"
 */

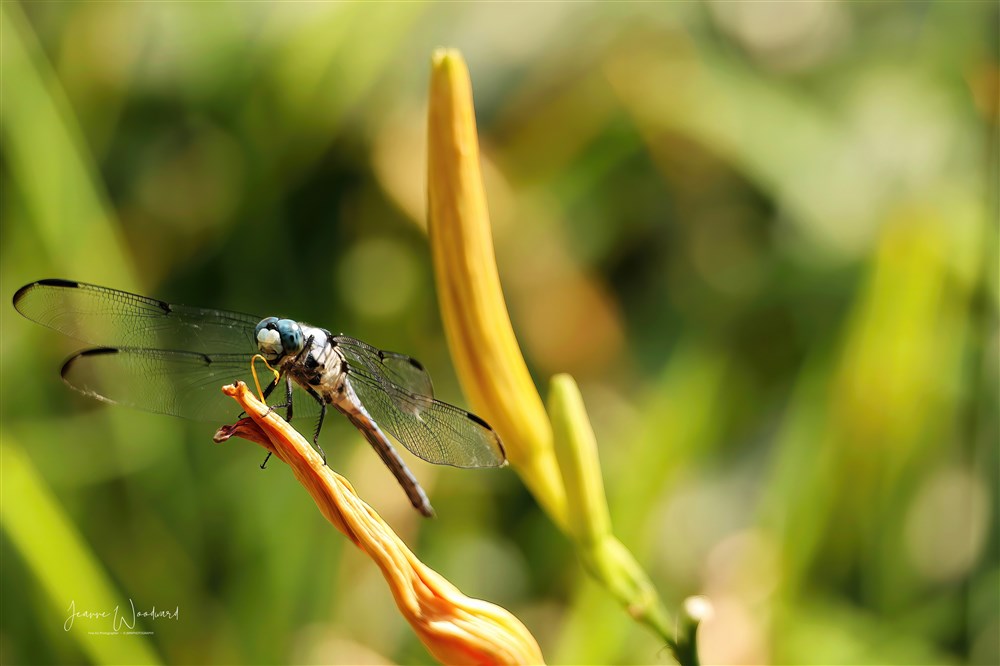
xmin=255 ymin=317 xmax=304 ymax=360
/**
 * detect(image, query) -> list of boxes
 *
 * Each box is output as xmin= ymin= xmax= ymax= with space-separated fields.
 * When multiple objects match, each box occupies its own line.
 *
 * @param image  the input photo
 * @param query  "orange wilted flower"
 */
xmin=213 ymin=381 xmax=544 ymax=666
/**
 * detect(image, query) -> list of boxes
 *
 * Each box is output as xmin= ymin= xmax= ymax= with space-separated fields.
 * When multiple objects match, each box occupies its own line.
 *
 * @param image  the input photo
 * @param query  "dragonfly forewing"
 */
xmin=14 ymin=279 xmax=261 ymax=354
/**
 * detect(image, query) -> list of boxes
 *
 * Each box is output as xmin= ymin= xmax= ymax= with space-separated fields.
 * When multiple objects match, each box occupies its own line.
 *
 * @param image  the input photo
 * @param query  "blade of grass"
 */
xmin=0 ymin=2 xmax=133 ymax=286
xmin=1 ymin=439 xmax=161 ymax=665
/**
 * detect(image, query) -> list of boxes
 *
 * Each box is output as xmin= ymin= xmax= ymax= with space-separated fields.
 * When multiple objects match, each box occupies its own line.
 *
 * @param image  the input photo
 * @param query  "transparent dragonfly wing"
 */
xmin=61 ymin=348 xmax=322 ymax=424
xmin=13 ymin=279 xmax=261 ymax=353
xmin=335 ymin=335 xmax=506 ymax=468
xmin=333 ymin=336 xmax=434 ymax=398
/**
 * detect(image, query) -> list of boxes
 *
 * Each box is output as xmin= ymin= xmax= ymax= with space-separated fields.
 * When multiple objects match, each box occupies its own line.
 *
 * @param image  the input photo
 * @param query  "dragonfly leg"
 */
xmin=262 ymin=375 xmax=280 ymax=400
xmin=294 ymin=336 xmax=315 ymax=363
xmin=259 ymin=378 xmax=293 ymax=469
xmin=298 ymin=384 xmax=328 ymax=465
xmin=248 ymin=376 xmax=281 ymax=468
xmin=261 ymin=336 xmax=311 ymax=421
xmin=312 ymin=403 xmax=328 ymax=465
xmin=261 ymin=375 xmax=295 ymax=422
xmin=284 ymin=376 xmax=294 ymax=422
xmin=239 ymin=373 xmax=282 ymax=419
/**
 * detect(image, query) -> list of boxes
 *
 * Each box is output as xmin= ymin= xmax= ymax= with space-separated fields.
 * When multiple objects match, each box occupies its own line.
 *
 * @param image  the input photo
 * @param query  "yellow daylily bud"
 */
xmin=215 ymin=382 xmax=545 ymax=666
xmin=424 ymin=48 xmax=698 ymax=664
xmin=547 ymin=374 xmax=612 ymax=545
xmin=426 ymin=48 xmax=568 ymax=527
xmin=548 ymin=374 xmax=672 ymax=640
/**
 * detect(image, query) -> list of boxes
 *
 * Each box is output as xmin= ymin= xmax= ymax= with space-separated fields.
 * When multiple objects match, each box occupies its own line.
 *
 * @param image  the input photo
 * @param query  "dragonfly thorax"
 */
xmin=280 ymin=324 xmax=347 ymax=404
xmin=255 ymin=317 xmax=304 ymax=360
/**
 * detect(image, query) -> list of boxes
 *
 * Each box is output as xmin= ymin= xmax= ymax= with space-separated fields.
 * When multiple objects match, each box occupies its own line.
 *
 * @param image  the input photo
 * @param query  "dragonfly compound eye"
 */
xmin=276 ymin=319 xmax=304 ymax=355
xmin=255 ymin=317 xmax=282 ymax=356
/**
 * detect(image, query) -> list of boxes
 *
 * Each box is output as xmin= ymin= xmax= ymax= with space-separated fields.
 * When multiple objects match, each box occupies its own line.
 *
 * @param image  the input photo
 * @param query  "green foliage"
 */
xmin=2 ymin=2 xmax=996 ymax=664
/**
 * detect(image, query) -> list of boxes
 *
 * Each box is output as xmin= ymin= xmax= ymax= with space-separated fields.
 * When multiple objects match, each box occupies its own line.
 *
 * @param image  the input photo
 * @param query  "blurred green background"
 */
xmin=2 ymin=2 xmax=997 ymax=664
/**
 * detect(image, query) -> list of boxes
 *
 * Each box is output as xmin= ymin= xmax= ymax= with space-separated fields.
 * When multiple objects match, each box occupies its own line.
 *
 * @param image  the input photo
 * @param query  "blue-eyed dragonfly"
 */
xmin=12 ymin=279 xmax=507 ymax=516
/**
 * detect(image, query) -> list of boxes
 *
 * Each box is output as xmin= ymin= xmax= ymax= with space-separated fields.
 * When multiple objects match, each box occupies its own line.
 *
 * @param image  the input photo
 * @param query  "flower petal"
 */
xmin=217 ymin=382 xmax=545 ymax=666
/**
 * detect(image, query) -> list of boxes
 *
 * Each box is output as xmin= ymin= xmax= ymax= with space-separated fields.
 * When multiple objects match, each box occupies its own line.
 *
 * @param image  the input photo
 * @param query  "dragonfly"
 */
xmin=12 ymin=279 xmax=506 ymax=517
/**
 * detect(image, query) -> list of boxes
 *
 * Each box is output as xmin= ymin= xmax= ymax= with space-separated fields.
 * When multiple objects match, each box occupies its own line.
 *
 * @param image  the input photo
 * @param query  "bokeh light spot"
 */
xmin=336 ymin=237 xmax=421 ymax=320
